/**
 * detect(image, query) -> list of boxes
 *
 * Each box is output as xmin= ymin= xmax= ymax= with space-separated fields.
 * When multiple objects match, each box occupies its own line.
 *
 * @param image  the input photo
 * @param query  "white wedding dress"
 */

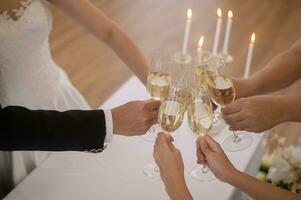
xmin=0 ymin=0 xmax=91 ymax=185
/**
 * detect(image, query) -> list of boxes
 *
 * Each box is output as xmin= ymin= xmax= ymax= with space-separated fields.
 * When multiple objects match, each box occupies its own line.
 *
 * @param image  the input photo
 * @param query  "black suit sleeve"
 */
xmin=0 ymin=106 xmax=107 ymax=151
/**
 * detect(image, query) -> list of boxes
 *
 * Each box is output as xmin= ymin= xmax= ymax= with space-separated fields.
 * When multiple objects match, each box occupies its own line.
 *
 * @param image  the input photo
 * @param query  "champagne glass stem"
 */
xmin=201 ymin=164 xmax=209 ymax=173
xmin=232 ymin=131 xmax=242 ymax=143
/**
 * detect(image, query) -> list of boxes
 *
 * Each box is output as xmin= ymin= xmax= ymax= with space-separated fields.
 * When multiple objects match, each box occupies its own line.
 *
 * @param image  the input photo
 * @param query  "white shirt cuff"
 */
xmin=103 ymin=109 xmax=113 ymax=143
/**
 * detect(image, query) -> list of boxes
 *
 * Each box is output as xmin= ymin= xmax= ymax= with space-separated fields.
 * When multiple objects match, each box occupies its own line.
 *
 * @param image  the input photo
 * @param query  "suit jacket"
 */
xmin=0 ymin=105 xmax=107 ymax=152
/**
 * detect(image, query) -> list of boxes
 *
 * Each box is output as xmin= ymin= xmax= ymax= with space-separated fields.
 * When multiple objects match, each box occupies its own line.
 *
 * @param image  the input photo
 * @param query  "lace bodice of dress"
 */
xmin=0 ymin=0 xmax=52 ymax=62
xmin=0 ymin=0 xmax=34 ymax=22
xmin=0 ymin=0 xmax=61 ymax=108
xmin=0 ymin=0 xmax=90 ymax=188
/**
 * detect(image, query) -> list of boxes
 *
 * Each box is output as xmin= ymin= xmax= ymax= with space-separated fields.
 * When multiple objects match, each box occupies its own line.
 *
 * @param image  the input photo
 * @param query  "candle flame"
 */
xmin=251 ymin=33 xmax=255 ymax=43
xmin=228 ymin=10 xmax=233 ymax=18
xmin=217 ymin=8 xmax=222 ymax=18
xmin=187 ymin=8 xmax=192 ymax=19
xmin=198 ymin=36 xmax=204 ymax=48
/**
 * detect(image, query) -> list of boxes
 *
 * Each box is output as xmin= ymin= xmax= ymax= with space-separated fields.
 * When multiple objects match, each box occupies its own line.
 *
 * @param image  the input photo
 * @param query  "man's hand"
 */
xmin=221 ymin=95 xmax=285 ymax=133
xmin=111 ymin=99 xmax=160 ymax=136
xmin=153 ymin=133 xmax=192 ymax=200
xmin=196 ymin=135 xmax=237 ymax=182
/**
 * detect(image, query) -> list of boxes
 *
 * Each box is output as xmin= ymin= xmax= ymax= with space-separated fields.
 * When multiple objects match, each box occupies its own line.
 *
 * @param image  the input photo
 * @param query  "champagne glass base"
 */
xmin=172 ymin=51 xmax=192 ymax=64
xmin=141 ymin=124 xmax=160 ymax=142
xmin=223 ymin=133 xmax=253 ymax=152
xmin=218 ymin=52 xmax=233 ymax=64
xmin=143 ymin=164 xmax=161 ymax=180
xmin=190 ymin=165 xmax=216 ymax=182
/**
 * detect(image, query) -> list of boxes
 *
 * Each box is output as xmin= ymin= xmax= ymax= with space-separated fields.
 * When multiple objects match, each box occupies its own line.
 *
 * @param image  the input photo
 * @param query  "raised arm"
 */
xmin=235 ymin=38 xmax=301 ymax=98
xmin=49 ymin=0 xmax=149 ymax=84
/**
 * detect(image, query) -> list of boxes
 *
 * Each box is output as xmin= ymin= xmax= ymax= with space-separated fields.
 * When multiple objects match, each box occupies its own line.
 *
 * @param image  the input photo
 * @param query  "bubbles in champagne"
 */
xmin=159 ymin=101 xmax=185 ymax=133
xmin=188 ymin=102 xmax=213 ymax=136
xmin=195 ymin=65 xmax=208 ymax=89
xmin=207 ymin=75 xmax=235 ymax=107
xmin=147 ymin=72 xmax=170 ymax=101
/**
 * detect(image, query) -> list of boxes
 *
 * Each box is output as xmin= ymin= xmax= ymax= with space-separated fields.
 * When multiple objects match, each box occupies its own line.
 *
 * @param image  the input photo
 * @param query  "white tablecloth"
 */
xmin=4 ymin=76 xmax=264 ymax=200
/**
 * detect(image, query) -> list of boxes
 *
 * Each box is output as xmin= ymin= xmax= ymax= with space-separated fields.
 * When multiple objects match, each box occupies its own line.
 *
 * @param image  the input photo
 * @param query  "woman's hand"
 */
xmin=196 ymin=135 xmax=237 ymax=182
xmin=153 ymin=133 xmax=193 ymax=200
xmin=221 ymin=95 xmax=285 ymax=133
xmin=111 ymin=99 xmax=160 ymax=136
xmin=153 ymin=133 xmax=184 ymax=183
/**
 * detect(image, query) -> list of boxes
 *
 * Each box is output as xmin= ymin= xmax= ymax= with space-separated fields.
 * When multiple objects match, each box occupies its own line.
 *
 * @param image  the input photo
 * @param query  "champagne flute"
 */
xmin=205 ymin=56 xmax=253 ymax=151
xmin=187 ymin=86 xmax=216 ymax=181
xmin=143 ymin=53 xmax=171 ymax=142
xmin=194 ymin=50 xmax=213 ymax=89
xmin=143 ymin=81 xmax=187 ymax=179
xmin=146 ymin=53 xmax=171 ymax=101
xmin=194 ymin=51 xmax=223 ymax=127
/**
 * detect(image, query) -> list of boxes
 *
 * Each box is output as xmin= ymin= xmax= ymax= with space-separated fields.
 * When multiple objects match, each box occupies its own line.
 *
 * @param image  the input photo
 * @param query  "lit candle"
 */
xmin=222 ymin=10 xmax=233 ymax=54
xmin=212 ymin=8 xmax=222 ymax=55
xmin=197 ymin=36 xmax=204 ymax=63
xmin=182 ymin=8 xmax=192 ymax=55
xmin=244 ymin=33 xmax=256 ymax=79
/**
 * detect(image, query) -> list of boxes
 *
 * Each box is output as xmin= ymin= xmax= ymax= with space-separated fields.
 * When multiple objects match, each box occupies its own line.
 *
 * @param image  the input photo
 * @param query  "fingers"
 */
xmin=203 ymin=135 xmax=219 ymax=152
xmin=221 ymin=102 xmax=242 ymax=116
xmin=199 ymin=138 xmax=211 ymax=156
xmin=229 ymin=120 xmax=250 ymax=131
xmin=155 ymin=132 xmax=173 ymax=151
xmin=223 ymin=111 xmax=244 ymax=127
xmin=148 ymin=109 xmax=159 ymax=121
xmin=196 ymin=138 xmax=206 ymax=164
xmin=149 ymin=118 xmax=158 ymax=127
xmin=144 ymin=99 xmax=161 ymax=111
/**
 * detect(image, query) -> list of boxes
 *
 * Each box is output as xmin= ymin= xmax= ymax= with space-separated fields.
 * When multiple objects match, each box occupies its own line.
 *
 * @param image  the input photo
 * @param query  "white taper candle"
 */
xmin=182 ymin=8 xmax=192 ymax=55
xmin=197 ymin=36 xmax=204 ymax=64
xmin=244 ymin=33 xmax=256 ymax=79
xmin=222 ymin=10 xmax=233 ymax=54
xmin=212 ymin=8 xmax=222 ymax=55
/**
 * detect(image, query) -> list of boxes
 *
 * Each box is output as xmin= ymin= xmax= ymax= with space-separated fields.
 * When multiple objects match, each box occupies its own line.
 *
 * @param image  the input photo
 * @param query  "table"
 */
xmin=4 ymin=76 xmax=264 ymax=200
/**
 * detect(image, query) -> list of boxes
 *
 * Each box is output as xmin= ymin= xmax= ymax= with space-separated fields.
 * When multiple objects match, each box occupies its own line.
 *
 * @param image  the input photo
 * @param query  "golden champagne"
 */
xmin=194 ymin=65 xmax=207 ymax=89
xmin=147 ymin=72 xmax=171 ymax=101
xmin=159 ymin=101 xmax=185 ymax=133
xmin=206 ymin=75 xmax=235 ymax=107
xmin=187 ymin=102 xmax=213 ymax=136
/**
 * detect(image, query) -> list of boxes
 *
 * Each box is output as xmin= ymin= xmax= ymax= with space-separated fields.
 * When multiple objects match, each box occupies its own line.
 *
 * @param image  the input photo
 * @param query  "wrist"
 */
xmin=164 ymin=176 xmax=192 ymax=200
xmin=233 ymin=77 xmax=258 ymax=99
xmin=161 ymin=170 xmax=185 ymax=187
xmin=274 ymin=96 xmax=290 ymax=124
xmin=225 ymin=167 xmax=242 ymax=185
xmin=278 ymin=96 xmax=301 ymax=123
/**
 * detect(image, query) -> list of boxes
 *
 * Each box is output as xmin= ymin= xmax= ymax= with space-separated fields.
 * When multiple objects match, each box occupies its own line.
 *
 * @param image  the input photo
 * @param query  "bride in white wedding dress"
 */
xmin=0 ymin=0 xmax=149 ymax=186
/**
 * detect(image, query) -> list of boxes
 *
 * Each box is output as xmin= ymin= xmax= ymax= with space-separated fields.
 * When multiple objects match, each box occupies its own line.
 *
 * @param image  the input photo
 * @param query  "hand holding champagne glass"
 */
xmin=205 ymin=56 xmax=253 ymax=152
xmin=143 ymin=71 xmax=187 ymax=179
xmin=143 ymin=53 xmax=172 ymax=142
xmin=187 ymin=86 xmax=216 ymax=181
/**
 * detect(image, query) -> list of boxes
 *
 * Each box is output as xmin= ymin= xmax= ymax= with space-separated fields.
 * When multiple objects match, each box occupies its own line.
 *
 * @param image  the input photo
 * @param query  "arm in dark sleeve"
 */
xmin=0 ymin=106 xmax=106 ymax=151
